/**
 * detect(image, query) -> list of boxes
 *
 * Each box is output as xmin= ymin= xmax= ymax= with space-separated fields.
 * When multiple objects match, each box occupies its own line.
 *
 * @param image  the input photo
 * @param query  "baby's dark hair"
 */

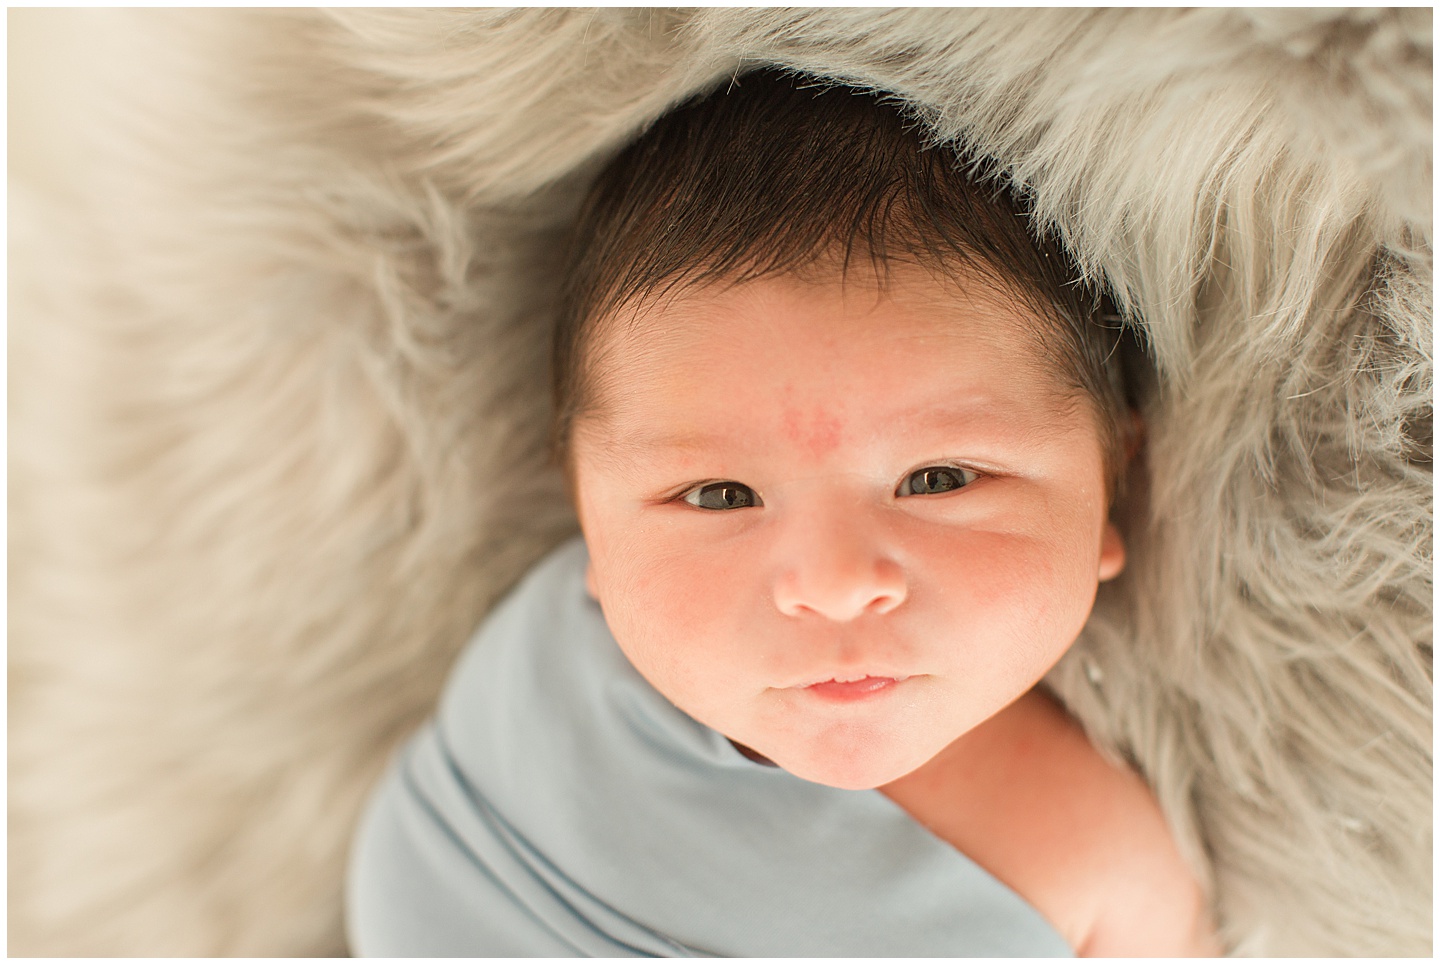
xmin=553 ymin=69 xmax=1133 ymax=495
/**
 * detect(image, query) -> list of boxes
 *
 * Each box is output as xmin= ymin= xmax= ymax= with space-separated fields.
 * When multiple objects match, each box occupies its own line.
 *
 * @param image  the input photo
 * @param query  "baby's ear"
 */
xmin=1098 ymin=521 xmax=1126 ymax=582
xmin=584 ymin=562 xmax=600 ymax=601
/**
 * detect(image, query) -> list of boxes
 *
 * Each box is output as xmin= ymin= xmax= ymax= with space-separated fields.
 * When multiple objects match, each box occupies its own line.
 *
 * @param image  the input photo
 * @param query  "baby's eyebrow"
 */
xmin=599 ymin=397 xmax=1050 ymax=460
xmin=572 ymin=419 xmax=720 ymax=476
xmin=606 ymin=427 xmax=719 ymax=460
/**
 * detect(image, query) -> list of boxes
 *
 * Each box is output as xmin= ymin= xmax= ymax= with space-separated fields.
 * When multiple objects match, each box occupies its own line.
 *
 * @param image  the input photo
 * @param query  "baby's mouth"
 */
xmin=802 ymin=675 xmax=911 ymax=702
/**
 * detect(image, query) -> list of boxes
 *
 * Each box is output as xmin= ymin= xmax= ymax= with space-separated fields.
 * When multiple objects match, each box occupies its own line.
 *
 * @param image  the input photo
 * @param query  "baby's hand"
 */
xmin=882 ymin=687 xmax=1222 ymax=957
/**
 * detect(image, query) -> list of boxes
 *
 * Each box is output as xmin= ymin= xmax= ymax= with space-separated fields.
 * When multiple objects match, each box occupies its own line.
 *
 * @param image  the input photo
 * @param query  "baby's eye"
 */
xmin=682 ymin=482 xmax=762 ymax=511
xmin=897 ymin=466 xmax=976 ymax=497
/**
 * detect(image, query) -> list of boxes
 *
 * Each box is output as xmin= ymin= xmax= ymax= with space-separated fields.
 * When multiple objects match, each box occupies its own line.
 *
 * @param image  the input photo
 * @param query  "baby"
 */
xmin=348 ymin=72 xmax=1219 ymax=956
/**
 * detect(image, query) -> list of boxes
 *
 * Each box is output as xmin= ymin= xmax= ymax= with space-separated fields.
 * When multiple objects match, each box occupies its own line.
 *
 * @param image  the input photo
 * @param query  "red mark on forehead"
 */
xmin=781 ymin=404 xmax=844 ymax=456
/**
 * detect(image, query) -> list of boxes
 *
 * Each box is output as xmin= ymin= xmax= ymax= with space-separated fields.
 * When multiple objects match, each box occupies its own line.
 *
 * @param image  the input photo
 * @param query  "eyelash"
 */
xmin=676 ymin=464 xmax=980 ymax=511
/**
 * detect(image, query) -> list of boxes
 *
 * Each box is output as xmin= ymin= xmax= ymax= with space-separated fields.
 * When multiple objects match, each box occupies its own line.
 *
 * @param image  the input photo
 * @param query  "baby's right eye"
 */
xmin=682 ymin=482 xmax=762 ymax=511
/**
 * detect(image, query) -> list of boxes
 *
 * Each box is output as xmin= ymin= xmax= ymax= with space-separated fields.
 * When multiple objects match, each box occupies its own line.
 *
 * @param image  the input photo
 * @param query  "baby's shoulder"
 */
xmin=881 ymin=688 xmax=1219 ymax=956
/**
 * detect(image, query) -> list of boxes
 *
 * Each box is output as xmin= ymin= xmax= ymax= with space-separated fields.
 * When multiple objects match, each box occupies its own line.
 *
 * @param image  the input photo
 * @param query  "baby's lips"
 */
xmin=783 ymin=669 xmax=914 ymax=689
xmin=799 ymin=675 xmax=913 ymax=702
xmin=816 ymin=671 xmax=913 ymax=685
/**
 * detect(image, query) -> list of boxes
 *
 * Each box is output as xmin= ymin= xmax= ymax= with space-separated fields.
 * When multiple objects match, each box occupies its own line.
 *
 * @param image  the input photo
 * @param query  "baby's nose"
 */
xmin=771 ymin=528 xmax=907 ymax=621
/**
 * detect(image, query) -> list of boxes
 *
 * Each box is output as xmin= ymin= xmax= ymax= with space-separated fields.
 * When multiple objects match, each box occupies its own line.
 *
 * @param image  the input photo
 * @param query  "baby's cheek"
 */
xmin=937 ymin=531 xmax=1089 ymax=652
xmin=603 ymin=551 xmax=743 ymax=686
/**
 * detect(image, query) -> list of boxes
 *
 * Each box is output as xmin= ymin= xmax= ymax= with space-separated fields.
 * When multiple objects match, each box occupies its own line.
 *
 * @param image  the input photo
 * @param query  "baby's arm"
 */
xmin=1070 ymin=752 xmax=1222 ymax=956
xmin=882 ymin=687 xmax=1221 ymax=956
xmin=1079 ymin=832 xmax=1220 ymax=956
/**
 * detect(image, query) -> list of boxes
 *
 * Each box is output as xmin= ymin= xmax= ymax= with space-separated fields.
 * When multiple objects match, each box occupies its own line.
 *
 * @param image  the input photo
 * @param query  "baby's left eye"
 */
xmin=897 ymin=466 xmax=976 ymax=497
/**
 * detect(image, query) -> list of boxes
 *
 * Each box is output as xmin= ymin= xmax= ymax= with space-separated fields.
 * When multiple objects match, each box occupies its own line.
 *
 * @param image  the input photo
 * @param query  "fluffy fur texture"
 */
xmin=9 ymin=8 xmax=1431 ymax=956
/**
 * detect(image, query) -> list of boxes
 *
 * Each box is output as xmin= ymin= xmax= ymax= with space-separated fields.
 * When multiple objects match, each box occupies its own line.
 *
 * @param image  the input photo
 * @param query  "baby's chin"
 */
xmin=756 ymin=741 xmax=938 ymax=791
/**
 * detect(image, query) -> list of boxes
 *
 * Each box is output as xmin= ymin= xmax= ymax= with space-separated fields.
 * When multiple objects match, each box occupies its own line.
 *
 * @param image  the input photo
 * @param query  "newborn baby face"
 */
xmin=569 ymin=264 xmax=1124 ymax=790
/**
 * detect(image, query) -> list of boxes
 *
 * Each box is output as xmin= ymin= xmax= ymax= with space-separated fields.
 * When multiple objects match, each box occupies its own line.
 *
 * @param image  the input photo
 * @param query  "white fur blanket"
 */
xmin=10 ymin=8 xmax=1431 ymax=956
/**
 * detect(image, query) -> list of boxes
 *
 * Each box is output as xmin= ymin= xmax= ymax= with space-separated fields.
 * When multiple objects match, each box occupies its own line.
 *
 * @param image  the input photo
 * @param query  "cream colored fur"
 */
xmin=9 ymin=8 xmax=1430 ymax=956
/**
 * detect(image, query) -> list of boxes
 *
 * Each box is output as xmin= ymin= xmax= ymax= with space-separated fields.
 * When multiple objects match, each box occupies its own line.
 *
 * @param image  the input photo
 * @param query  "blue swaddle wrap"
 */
xmin=346 ymin=537 xmax=1073 ymax=956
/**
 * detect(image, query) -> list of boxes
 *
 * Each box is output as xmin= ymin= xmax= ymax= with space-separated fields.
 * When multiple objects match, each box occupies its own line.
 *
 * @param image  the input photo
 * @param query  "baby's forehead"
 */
xmin=582 ymin=267 xmax=1073 ymax=420
xmin=592 ymin=263 xmax=1061 ymax=367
